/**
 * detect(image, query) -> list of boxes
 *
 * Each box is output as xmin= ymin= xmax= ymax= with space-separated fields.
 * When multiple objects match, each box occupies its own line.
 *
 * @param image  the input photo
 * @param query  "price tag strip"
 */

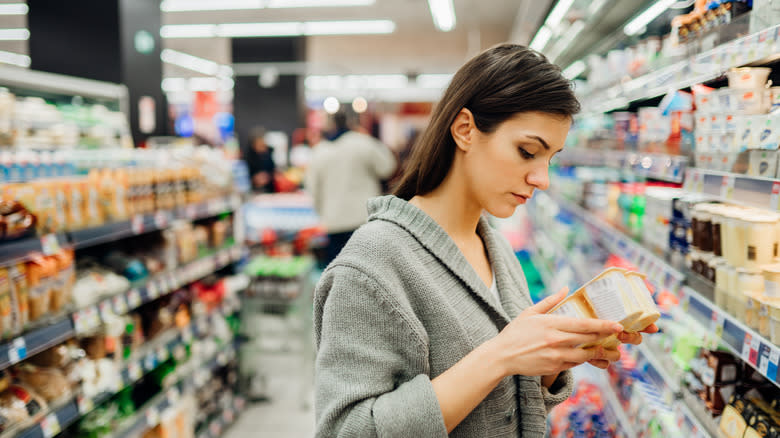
xmin=40 ymin=413 xmax=61 ymax=438
xmin=7 ymin=337 xmax=27 ymax=365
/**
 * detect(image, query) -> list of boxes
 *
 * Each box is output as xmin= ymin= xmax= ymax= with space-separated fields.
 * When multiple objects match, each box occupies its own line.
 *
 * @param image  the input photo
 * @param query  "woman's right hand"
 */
xmin=487 ymin=288 xmax=624 ymax=377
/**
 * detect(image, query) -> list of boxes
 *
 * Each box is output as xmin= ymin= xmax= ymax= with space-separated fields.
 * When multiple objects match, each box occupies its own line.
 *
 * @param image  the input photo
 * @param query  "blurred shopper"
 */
xmin=244 ymin=126 xmax=276 ymax=193
xmin=313 ymin=44 xmax=657 ymax=437
xmin=305 ymin=111 xmax=396 ymax=266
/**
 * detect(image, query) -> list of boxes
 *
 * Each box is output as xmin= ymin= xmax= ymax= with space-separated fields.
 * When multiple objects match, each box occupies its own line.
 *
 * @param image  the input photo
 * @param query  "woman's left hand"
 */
xmin=587 ymin=323 xmax=659 ymax=369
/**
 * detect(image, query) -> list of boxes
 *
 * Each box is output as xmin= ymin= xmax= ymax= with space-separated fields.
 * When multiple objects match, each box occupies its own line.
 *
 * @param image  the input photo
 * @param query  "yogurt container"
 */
xmin=623 ymin=271 xmax=661 ymax=331
xmin=742 ymin=213 xmax=779 ymax=269
xmin=579 ymin=267 xmax=643 ymax=329
xmin=726 ymin=67 xmax=771 ymax=90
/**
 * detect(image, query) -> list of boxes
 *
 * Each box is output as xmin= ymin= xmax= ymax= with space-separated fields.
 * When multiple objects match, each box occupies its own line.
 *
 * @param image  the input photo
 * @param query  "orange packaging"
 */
xmin=50 ymin=249 xmax=75 ymax=313
xmin=64 ymin=179 xmax=85 ymax=231
xmin=0 ymin=268 xmax=13 ymax=339
xmin=173 ymin=167 xmax=187 ymax=207
xmin=50 ymin=180 xmax=68 ymax=233
xmin=9 ymin=263 xmax=28 ymax=331
xmin=139 ymin=168 xmax=155 ymax=214
xmin=26 ymin=255 xmax=56 ymax=321
xmin=32 ymin=181 xmax=57 ymax=234
xmin=83 ymin=177 xmax=103 ymax=227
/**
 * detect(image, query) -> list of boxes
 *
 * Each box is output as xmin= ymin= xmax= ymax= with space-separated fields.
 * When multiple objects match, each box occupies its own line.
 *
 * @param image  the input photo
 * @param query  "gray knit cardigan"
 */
xmin=314 ymin=195 xmax=573 ymax=437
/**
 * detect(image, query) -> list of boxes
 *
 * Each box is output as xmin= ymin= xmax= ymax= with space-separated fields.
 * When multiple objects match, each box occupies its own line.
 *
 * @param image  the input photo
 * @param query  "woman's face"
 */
xmin=461 ymin=111 xmax=571 ymax=218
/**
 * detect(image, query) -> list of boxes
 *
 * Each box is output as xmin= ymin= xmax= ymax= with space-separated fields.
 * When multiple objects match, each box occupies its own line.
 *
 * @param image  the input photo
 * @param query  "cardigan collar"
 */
xmin=367 ymin=195 xmax=517 ymax=325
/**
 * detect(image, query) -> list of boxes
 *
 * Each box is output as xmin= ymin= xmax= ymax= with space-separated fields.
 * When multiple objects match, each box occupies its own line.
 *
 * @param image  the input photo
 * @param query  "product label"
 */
xmin=41 ymin=413 xmax=60 ymax=438
xmin=585 ymin=273 xmax=633 ymax=321
xmin=747 ymin=246 xmax=756 ymax=261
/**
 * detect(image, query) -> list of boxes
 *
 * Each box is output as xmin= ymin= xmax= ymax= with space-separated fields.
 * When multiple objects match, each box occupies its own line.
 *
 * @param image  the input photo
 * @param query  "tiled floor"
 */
xmin=225 ymin=301 xmax=315 ymax=437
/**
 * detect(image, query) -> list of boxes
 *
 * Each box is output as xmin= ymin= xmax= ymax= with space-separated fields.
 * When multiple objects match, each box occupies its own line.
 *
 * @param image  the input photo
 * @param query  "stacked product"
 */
xmin=0 ymin=89 xmax=132 ymax=150
xmin=694 ymin=67 xmax=779 ymax=175
xmin=682 ymin=200 xmax=780 ymax=343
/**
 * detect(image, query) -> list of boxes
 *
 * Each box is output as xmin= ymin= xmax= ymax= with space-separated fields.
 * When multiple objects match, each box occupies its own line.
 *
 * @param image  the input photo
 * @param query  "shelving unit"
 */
xmin=543 ymin=191 xmax=686 ymax=293
xmin=558 ymin=150 xmax=689 ymax=184
xmin=580 ymin=24 xmax=780 ymax=113
xmin=683 ymin=168 xmax=780 ymax=212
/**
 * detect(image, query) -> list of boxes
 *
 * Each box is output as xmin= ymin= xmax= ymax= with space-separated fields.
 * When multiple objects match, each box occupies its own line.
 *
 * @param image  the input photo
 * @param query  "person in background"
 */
xmin=244 ymin=126 xmax=276 ymax=193
xmin=313 ymin=44 xmax=657 ymax=437
xmin=305 ymin=110 xmax=397 ymax=267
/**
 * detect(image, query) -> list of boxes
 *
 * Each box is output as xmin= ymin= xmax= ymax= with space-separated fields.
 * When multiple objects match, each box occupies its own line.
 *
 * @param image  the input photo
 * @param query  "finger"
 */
xmin=601 ymin=348 xmax=621 ymax=362
xmin=523 ymin=287 xmax=569 ymax=315
xmin=618 ymin=332 xmax=643 ymax=345
xmin=560 ymin=346 xmax=602 ymax=364
xmin=640 ymin=324 xmax=659 ymax=334
xmin=559 ymin=332 xmax=615 ymax=348
xmin=587 ymin=359 xmax=610 ymax=369
xmin=546 ymin=316 xmax=623 ymax=336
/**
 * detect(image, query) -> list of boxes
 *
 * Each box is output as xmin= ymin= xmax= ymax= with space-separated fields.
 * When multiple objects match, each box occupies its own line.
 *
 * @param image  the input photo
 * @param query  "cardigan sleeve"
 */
xmin=540 ymin=370 xmax=574 ymax=413
xmin=314 ymin=265 xmax=448 ymax=438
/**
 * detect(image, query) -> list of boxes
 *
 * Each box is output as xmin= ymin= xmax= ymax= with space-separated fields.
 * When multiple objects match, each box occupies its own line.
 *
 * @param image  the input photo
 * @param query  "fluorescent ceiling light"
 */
xmin=0 ymin=4 xmax=27 ymax=15
xmin=427 ymin=0 xmax=456 ymax=32
xmin=218 ymin=22 xmax=302 ymax=37
xmin=548 ymin=20 xmax=586 ymax=62
xmin=267 ymin=0 xmax=375 ymax=7
xmin=161 ymin=77 xmax=234 ymax=92
xmin=305 ymin=74 xmax=409 ymax=90
xmin=529 ymin=26 xmax=552 ymax=51
xmin=161 ymin=0 xmax=262 ymax=11
xmin=0 ymin=50 xmax=29 ymax=67
xmin=416 ymin=74 xmax=452 ymax=89
xmin=624 ymin=0 xmax=676 ymax=36
xmin=562 ymin=60 xmax=586 ymax=79
xmin=0 ymin=29 xmax=29 ymax=41
xmin=161 ymin=49 xmax=233 ymax=76
xmin=544 ymin=0 xmax=574 ymax=32
xmin=163 ymin=20 xmax=395 ymax=38
xmin=160 ymin=24 xmax=216 ymax=38
xmin=303 ymin=20 xmax=395 ymax=35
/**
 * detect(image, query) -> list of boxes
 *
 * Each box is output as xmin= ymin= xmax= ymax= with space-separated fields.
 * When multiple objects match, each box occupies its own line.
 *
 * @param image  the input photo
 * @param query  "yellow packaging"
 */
xmin=0 ymin=268 xmax=13 ymax=339
xmin=9 ymin=263 xmax=29 ymax=331
xmin=64 ymin=180 xmax=85 ymax=231
xmin=50 ymin=249 xmax=74 ymax=313
xmin=83 ymin=178 xmax=103 ymax=226
xmin=26 ymin=255 xmax=55 ymax=322
xmin=624 ymin=272 xmax=662 ymax=332
xmin=173 ymin=167 xmax=188 ymax=207
xmin=50 ymin=180 xmax=68 ymax=233
xmin=32 ymin=181 xmax=57 ymax=233
xmin=720 ymin=405 xmax=748 ymax=438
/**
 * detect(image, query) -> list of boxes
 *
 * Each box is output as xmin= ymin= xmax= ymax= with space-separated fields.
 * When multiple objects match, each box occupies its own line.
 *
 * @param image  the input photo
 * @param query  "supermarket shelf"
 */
xmin=0 ymin=317 xmax=74 ymax=371
xmin=0 ymin=233 xmax=70 ymax=268
xmin=0 ymin=65 xmax=128 ymax=104
xmin=580 ymin=24 xmax=780 ymax=113
xmin=112 ymin=341 xmax=238 ymax=438
xmin=544 ymin=192 xmax=686 ymax=293
xmin=593 ymin=372 xmax=636 ymax=438
xmin=196 ymin=394 xmax=247 ymax=438
xmin=0 ymin=194 xmax=242 ymax=267
xmin=0 ymin=245 xmax=243 ymax=374
xmin=634 ymin=344 xmax=714 ymax=438
xmin=558 ymin=149 xmax=689 ymax=184
xmin=14 ymin=304 xmax=241 ymax=438
xmin=72 ymin=244 xmax=244 ymax=335
xmin=680 ymin=286 xmax=780 ymax=388
xmin=683 ymin=168 xmax=780 ymax=212
xmin=69 ymin=194 xmax=242 ymax=249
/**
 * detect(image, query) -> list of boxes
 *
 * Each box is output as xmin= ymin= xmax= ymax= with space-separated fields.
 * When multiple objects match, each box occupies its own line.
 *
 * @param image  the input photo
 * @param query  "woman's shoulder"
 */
xmin=331 ymin=220 xmax=413 ymax=270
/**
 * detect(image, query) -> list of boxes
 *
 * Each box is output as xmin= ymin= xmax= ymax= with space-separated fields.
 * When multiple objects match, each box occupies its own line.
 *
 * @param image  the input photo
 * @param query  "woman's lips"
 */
xmin=512 ymin=193 xmax=528 ymax=204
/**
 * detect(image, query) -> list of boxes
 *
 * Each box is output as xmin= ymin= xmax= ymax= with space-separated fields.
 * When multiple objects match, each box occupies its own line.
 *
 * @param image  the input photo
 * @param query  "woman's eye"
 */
xmin=519 ymin=148 xmax=535 ymax=159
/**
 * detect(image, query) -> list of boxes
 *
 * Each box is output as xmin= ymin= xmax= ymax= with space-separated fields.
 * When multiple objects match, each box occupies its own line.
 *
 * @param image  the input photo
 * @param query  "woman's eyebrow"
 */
xmin=525 ymin=135 xmax=550 ymax=150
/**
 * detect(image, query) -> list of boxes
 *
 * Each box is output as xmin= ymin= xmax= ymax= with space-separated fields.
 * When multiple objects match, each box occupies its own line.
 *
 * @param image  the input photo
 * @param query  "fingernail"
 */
xmin=613 ymin=324 xmax=624 ymax=332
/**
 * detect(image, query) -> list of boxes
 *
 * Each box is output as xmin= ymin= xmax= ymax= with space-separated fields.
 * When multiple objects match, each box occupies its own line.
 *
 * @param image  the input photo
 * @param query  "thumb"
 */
xmin=523 ymin=287 xmax=569 ymax=315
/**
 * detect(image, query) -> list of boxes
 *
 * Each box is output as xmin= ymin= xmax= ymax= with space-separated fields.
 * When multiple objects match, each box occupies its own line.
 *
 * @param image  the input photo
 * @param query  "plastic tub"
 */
xmin=727 ymin=67 xmax=771 ymax=90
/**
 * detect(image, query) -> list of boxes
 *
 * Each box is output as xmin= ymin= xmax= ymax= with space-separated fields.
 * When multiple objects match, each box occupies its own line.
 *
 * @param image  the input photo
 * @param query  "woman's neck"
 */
xmin=409 ymin=173 xmax=483 ymax=242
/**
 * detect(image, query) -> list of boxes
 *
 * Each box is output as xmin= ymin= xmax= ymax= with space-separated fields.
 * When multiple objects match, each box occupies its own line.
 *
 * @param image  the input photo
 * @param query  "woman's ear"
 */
xmin=450 ymin=108 xmax=476 ymax=152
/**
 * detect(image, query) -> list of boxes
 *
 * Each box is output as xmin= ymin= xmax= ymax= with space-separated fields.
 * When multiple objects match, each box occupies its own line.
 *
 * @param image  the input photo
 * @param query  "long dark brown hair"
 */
xmin=393 ymin=44 xmax=580 ymax=200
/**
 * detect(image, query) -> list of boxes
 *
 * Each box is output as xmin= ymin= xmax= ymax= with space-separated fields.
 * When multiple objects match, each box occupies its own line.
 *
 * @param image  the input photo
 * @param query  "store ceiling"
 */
xmin=161 ymin=0 xmax=541 ymax=78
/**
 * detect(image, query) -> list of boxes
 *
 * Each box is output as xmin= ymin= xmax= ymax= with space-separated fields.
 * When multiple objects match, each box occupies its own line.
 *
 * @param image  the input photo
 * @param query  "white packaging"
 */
xmin=748 ymin=149 xmax=778 ymax=177
xmin=758 ymin=114 xmax=780 ymax=150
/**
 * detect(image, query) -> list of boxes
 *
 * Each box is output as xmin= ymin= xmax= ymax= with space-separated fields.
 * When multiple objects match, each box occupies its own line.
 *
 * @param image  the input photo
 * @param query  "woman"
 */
xmin=314 ymin=44 xmax=656 ymax=437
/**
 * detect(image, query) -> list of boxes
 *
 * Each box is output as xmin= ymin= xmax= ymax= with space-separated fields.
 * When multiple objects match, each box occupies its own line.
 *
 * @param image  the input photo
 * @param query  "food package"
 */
xmin=547 ymin=268 xmax=661 ymax=348
xmin=83 ymin=178 xmax=103 ymax=227
xmin=9 ymin=264 xmax=28 ymax=332
xmin=50 ymin=249 xmax=75 ymax=313
xmin=31 ymin=181 xmax=57 ymax=234
xmin=0 ymin=269 xmax=13 ymax=339
xmin=26 ymin=255 xmax=56 ymax=322
xmin=0 ymin=384 xmax=47 ymax=423
xmin=64 ymin=179 xmax=85 ymax=231
xmin=0 ymin=200 xmax=36 ymax=240
xmin=14 ymin=364 xmax=71 ymax=402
